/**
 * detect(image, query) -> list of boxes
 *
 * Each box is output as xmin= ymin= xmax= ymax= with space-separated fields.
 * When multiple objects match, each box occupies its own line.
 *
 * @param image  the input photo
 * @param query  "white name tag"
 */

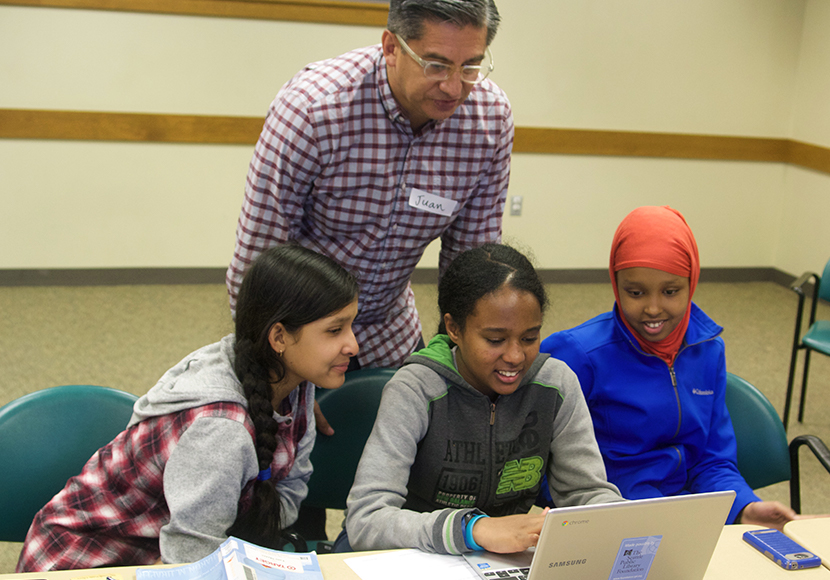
xmin=408 ymin=188 xmax=458 ymax=217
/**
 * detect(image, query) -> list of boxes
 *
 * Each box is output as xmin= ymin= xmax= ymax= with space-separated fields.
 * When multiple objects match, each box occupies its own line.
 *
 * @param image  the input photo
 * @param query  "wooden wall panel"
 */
xmin=2 ymin=109 xmax=829 ymax=175
xmin=0 ymin=0 xmax=389 ymax=26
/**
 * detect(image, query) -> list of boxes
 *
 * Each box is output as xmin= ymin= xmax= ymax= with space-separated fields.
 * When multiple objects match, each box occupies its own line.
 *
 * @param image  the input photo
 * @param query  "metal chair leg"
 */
xmin=797 ymin=349 xmax=813 ymax=423
xmin=783 ymin=346 xmax=799 ymax=431
xmin=784 ymin=286 xmax=809 ymax=431
xmin=789 ymin=435 xmax=830 ymax=515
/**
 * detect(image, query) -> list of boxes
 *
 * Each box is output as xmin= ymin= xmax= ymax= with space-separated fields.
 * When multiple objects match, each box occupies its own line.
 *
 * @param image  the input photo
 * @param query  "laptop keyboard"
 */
xmin=482 ymin=568 xmax=530 ymax=580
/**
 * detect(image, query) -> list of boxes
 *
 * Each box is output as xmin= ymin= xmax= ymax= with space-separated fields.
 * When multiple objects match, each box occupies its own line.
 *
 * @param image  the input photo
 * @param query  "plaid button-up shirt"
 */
xmin=227 ymin=45 xmax=514 ymax=368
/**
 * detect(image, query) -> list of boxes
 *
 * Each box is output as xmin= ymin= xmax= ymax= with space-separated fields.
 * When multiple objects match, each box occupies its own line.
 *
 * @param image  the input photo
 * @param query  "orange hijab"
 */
xmin=610 ymin=206 xmax=700 ymax=366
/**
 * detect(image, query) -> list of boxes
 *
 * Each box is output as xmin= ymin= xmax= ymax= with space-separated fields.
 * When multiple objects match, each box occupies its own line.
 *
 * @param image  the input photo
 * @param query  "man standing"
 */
xmin=227 ymin=0 xmax=512 ymax=375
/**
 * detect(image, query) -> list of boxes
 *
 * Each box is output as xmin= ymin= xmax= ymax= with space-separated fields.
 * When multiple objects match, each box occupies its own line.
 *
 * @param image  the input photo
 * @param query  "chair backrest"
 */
xmin=724 ymin=372 xmax=790 ymax=489
xmin=819 ymin=258 xmax=830 ymax=303
xmin=0 ymin=385 xmax=138 ymax=542
xmin=304 ymin=368 xmax=397 ymax=512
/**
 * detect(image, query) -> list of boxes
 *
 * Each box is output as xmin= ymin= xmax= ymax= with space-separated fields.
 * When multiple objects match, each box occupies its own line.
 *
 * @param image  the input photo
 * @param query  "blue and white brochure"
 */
xmin=136 ymin=537 xmax=322 ymax=580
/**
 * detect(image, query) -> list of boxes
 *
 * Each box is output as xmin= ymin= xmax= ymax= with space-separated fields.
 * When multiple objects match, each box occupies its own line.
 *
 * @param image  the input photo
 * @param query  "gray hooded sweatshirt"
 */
xmin=130 ymin=334 xmax=315 ymax=562
xmin=345 ymin=335 xmax=621 ymax=554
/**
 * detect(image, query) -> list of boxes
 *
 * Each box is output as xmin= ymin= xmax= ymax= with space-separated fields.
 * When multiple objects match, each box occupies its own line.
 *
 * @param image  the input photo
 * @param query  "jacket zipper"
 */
xmin=618 ymin=318 xmax=722 ymax=472
xmin=478 ymin=401 xmax=497 ymax=509
xmin=622 ymin=336 xmax=715 ymax=441
xmin=669 ymin=365 xmax=682 ymax=439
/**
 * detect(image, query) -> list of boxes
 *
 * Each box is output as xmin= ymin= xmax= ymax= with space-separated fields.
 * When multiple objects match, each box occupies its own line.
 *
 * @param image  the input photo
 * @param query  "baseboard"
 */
xmin=0 ymin=268 xmax=227 ymax=286
xmin=413 ymin=268 xmax=611 ymax=284
xmin=0 ymin=266 xmax=797 ymax=287
xmin=698 ymin=267 xmax=795 ymax=286
xmin=414 ymin=267 xmax=796 ymax=286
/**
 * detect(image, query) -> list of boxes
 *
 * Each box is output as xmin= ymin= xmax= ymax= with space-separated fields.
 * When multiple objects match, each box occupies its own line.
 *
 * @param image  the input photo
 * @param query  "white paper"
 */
xmin=345 ymin=549 xmax=478 ymax=580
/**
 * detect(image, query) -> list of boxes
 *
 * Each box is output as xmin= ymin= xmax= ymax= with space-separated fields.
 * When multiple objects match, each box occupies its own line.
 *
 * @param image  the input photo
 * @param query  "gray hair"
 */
xmin=388 ymin=0 xmax=501 ymax=46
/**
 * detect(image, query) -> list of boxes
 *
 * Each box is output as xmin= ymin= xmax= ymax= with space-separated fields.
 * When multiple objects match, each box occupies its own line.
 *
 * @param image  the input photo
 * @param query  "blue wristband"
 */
xmin=464 ymin=514 xmax=488 ymax=551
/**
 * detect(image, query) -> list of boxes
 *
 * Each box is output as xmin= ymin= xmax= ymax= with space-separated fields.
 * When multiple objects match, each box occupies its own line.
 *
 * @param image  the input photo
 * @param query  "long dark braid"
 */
xmin=226 ymin=244 xmax=358 ymax=547
xmin=226 ymin=338 xmax=282 ymax=547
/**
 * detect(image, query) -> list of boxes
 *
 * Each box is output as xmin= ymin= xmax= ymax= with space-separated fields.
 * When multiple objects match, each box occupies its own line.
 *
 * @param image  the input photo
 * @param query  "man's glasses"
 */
xmin=395 ymin=33 xmax=493 ymax=85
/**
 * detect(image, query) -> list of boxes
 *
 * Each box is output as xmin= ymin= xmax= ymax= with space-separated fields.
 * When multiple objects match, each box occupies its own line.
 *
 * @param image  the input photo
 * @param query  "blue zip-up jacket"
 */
xmin=540 ymin=303 xmax=759 ymax=524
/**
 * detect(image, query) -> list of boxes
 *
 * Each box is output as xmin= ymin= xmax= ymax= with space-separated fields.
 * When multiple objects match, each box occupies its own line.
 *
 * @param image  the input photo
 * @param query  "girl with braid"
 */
xmin=17 ymin=245 xmax=359 ymax=571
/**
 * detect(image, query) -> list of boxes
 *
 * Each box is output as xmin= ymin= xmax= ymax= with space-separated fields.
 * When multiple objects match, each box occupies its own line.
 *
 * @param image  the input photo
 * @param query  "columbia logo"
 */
xmin=692 ymin=388 xmax=714 ymax=395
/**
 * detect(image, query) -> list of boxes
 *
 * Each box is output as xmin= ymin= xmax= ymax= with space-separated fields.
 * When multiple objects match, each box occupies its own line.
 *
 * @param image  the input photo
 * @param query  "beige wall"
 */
xmin=775 ymin=0 xmax=830 ymax=276
xmin=0 ymin=7 xmax=379 ymax=269
xmin=0 ymin=7 xmax=380 ymax=115
xmin=493 ymin=0 xmax=809 ymax=273
xmin=496 ymin=0 xmax=804 ymax=135
xmin=1 ymin=0 xmax=828 ymax=275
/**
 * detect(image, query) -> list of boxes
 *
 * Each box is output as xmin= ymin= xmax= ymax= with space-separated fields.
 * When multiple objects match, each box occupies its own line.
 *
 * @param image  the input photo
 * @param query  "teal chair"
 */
xmin=725 ymin=373 xmax=791 ymax=490
xmin=0 ymin=385 xmax=138 ymax=541
xmin=783 ymin=258 xmax=830 ymax=429
xmin=725 ymin=372 xmax=830 ymax=513
xmin=301 ymin=367 xmax=396 ymax=548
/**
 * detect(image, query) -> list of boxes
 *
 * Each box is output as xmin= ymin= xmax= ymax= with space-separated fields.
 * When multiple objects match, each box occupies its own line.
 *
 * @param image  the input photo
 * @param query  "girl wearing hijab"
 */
xmin=540 ymin=206 xmax=797 ymax=530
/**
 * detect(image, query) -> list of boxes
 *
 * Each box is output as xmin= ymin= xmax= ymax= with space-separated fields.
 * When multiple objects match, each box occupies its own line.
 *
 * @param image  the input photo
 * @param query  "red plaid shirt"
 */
xmin=227 ymin=45 xmax=514 ymax=368
xmin=17 ymin=394 xmax=308 ymax=572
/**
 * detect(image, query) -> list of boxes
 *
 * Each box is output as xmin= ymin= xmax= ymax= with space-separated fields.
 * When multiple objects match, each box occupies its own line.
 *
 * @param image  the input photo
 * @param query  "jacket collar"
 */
xmin=612 ymin=302 xmax=722 ymax=358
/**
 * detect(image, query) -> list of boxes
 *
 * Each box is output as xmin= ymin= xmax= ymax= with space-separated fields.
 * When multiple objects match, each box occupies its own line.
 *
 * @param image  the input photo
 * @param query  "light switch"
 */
xmin=510 ymin=195 xmax=523 ymax=216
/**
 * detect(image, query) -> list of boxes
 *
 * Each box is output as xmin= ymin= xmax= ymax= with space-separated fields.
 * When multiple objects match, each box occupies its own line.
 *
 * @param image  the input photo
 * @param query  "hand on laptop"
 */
xmin=472 ymin=508 xmax=550 ymax=554
xmin=738 ymin=501 xmax=797 ymax=531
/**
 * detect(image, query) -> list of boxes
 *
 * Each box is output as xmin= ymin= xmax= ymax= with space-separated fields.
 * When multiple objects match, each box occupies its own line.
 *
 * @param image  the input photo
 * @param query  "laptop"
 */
xmin=463 ymin=490 xmax=735 ymax=580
